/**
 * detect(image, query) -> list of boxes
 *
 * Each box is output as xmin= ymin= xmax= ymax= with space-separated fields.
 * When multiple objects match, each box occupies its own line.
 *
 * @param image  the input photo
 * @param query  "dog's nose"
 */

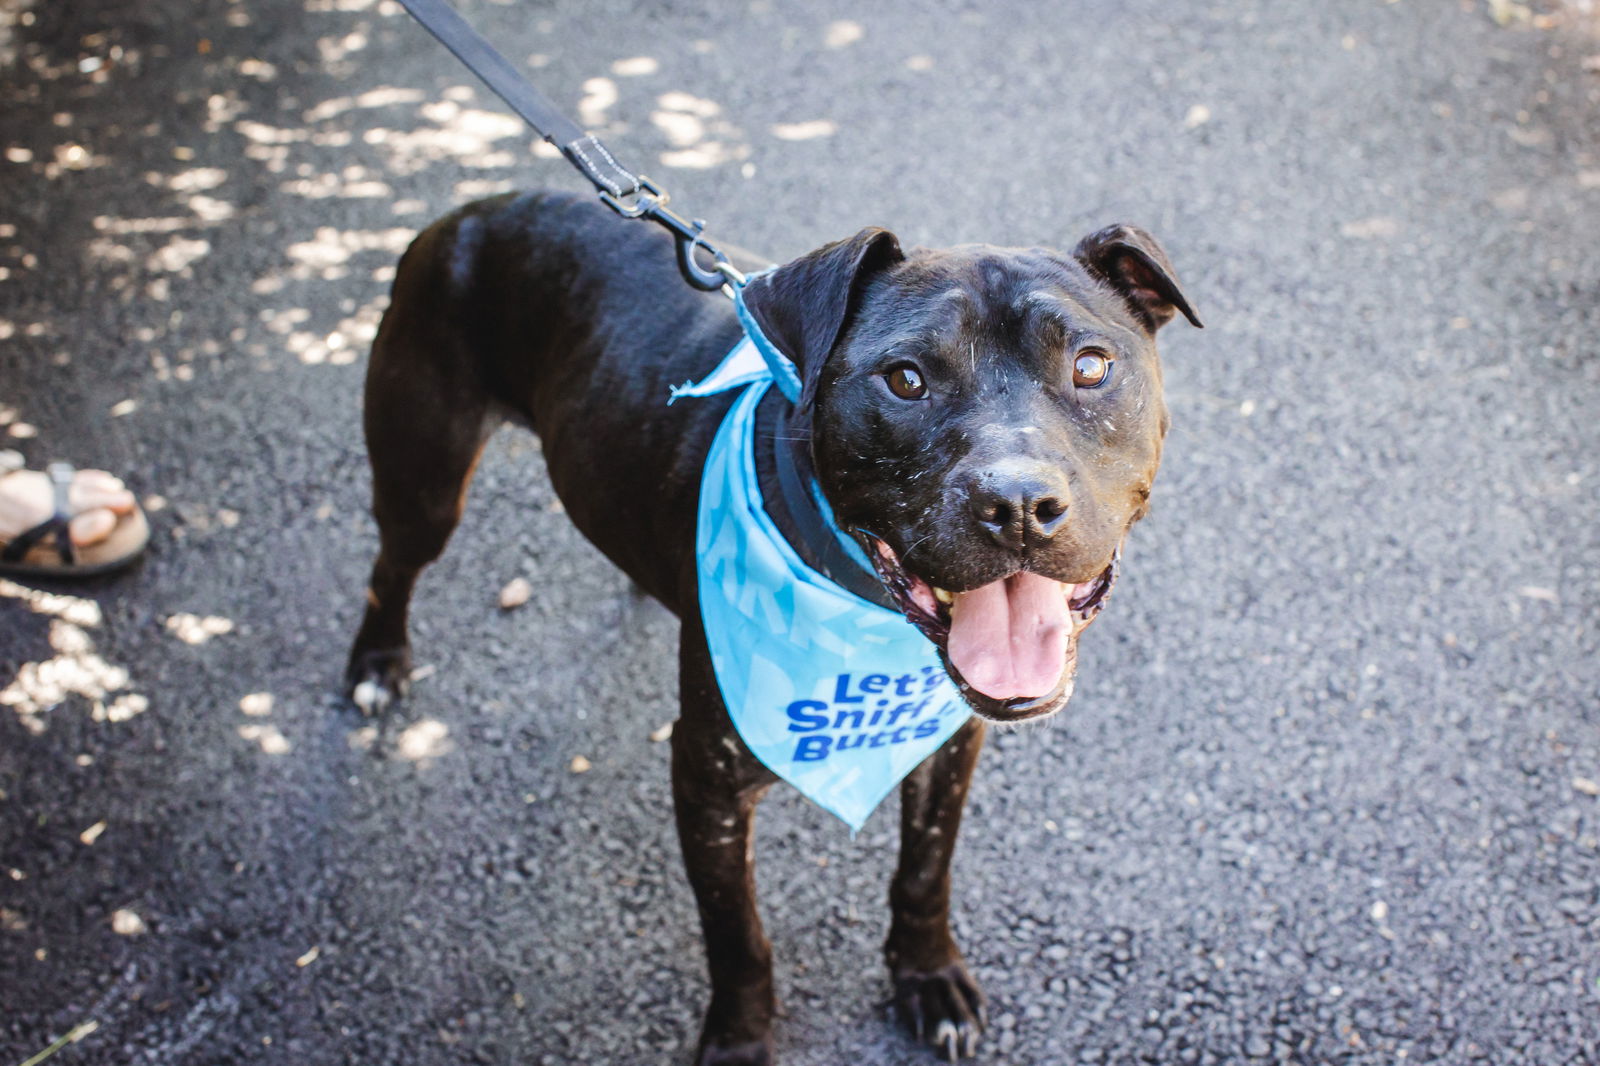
xmin=968 ymin=468 xmax=1070 ymax=551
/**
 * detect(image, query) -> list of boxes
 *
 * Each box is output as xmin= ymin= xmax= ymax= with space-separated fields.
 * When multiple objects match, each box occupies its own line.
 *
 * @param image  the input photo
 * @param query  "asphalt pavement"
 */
xmin=2 ymin=0 xmax=1598 ymax=1063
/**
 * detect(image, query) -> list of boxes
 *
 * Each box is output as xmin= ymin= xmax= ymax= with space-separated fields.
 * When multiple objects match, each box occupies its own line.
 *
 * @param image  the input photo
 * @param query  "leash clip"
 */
xmin=601 ymin=181 xmax=744 ymax=292
xmin=669 ymin=223 xmax=745 ymax=293
xmin=391 ymin=0 xmax=748 ymax=295
xmin=597 ymin=176 xmax=665 ymax=219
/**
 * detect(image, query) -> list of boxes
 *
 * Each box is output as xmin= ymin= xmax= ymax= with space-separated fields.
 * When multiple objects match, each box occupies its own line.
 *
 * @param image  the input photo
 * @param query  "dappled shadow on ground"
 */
xmin=2 ymin=0 xmax=1599 ymax=1063
xmin=0 ymin=3 xmax=898 ymax=1061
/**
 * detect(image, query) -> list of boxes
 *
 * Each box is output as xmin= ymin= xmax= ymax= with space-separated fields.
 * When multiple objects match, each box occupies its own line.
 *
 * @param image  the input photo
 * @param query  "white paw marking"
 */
xmin=352 ymin=679 xmax=390 ymax=715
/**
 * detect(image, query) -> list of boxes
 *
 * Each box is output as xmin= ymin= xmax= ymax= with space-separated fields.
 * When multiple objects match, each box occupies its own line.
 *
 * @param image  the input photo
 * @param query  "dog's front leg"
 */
xmin=887 ymin=717 xmax=987 ymax=1061
xmin=674 ymin=629 xmax=780 ymax=1066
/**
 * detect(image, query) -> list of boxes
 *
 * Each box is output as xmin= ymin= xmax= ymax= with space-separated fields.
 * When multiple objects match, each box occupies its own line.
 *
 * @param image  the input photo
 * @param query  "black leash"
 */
xmin=394 ymin=0 xmax=893 ymax=591
xmin=394 ymin=0 xmax=744 ymax=292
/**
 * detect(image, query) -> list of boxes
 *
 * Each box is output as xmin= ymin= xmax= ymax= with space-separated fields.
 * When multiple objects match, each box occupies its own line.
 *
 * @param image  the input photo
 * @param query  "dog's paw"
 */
xmin=893 ymin=963 xmax=985 ymax=1063
xmin=344 ymin=647 xmax=411 ymax=716
xmin=695 ymin=1036 xmax=773 ymax=1066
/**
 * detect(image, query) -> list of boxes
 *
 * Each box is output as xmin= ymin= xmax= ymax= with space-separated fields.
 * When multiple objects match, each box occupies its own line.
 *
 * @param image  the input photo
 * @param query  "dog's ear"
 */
xmin=741 ymin=227 xmax=904 ymax=380
xmin=1073 ymin=224 xmax=1202 ymax=332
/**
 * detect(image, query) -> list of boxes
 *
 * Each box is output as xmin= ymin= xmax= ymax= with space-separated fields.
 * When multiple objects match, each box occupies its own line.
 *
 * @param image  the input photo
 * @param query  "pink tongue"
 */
xmin=947 ymin=572 xmax=1072 ymax=700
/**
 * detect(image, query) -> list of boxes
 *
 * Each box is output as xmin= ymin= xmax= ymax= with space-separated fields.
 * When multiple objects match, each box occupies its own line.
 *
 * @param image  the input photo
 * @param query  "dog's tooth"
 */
xmin=933 ymin=587 xmax=954 ymax=605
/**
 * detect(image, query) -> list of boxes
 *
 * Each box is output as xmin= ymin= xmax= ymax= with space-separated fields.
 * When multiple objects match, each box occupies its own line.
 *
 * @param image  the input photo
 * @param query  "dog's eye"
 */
xmin=885 ymin=365 xmax=928 ymax=400
xmin=1072 ymin=350 xmax=1113 ymax=389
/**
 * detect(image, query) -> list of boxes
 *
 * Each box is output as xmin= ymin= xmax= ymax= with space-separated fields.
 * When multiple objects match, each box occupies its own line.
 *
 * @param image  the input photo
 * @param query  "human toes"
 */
xmin=68 ymin=506 xmax=120 ymax=547
xmin=70 ymin=469 xmax=137 ymax=515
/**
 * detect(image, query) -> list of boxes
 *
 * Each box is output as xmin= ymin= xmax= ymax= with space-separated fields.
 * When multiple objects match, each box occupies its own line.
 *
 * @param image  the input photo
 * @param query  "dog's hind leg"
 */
xmin=886 ymin=717 xmax=988 ymax=1061
xmin=345 ymin=245 xmax=501 ymax=714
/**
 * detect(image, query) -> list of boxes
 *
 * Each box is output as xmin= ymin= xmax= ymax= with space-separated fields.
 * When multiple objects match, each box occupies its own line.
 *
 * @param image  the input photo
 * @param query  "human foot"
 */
xmin=0 ymin=451 xmax=149 ymax=576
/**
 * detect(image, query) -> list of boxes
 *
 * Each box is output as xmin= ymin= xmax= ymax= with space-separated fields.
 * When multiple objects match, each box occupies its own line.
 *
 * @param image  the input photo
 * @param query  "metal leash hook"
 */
xmin=392 ymin=0 xmax=747 ymax=294
xmin=671 ymin=222 xmax=745 ymax=293
xmin=600 ymin=181 xmax=745 ymax=292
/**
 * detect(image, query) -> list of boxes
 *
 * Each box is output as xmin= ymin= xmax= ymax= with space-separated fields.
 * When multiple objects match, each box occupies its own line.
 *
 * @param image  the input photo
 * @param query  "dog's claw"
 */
xmin=345 ymin=646 xmax=413 ymax=716
xmin=694 ymin=1035 xmax=774 ymax=1066
xmin=894 ymin=963 xmax=984 ymax=1061
xmin=351 ymin=678 xmax=391 ymax=716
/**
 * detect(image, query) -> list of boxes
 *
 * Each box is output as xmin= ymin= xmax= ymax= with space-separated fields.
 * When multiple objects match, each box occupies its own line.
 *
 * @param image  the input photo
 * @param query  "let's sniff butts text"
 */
xmin=785 ymin=669 xmax=961 ymax=761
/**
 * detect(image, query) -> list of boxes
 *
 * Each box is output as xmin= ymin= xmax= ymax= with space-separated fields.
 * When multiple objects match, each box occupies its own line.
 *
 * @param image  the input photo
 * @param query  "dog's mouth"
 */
xmin=857 ymin=535 xmax=1119 ymax=722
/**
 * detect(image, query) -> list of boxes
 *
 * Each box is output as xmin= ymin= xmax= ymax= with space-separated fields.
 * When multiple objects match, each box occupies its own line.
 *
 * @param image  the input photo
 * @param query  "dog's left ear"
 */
xmin=1074 ymin=224 xmax=1203 ymax=332
xmin=741 ymin=227 xmax=905 ymax=382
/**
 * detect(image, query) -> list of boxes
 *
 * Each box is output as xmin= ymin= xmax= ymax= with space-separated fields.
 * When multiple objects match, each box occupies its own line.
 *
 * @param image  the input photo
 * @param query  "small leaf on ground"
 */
xmin=111 ymin=909 xmax=146 ymax=935
xmin=499 ymin=577 xmax=532 ymax=609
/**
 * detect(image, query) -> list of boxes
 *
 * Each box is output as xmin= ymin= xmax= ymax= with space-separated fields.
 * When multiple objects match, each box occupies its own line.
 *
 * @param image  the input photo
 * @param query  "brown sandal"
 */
xmin=0 ymin=460 xmax=150 ymax=578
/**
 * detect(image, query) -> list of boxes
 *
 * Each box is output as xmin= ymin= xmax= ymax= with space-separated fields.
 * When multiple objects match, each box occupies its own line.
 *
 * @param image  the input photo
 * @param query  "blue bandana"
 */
xmin=671 ymin=300 xmax=971 ymax=831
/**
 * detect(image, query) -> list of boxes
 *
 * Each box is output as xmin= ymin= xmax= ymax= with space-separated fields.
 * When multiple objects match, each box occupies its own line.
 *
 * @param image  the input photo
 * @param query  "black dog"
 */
xmin=346 ymin=189 xmax=1199 ymax=1064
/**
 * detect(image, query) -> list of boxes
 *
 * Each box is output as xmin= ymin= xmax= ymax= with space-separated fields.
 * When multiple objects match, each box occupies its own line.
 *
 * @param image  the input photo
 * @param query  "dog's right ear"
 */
xmin=741 ymin=227 xmax=904 ymax=383
xmin=1073 ymin=224 xmax=1203 ymax=332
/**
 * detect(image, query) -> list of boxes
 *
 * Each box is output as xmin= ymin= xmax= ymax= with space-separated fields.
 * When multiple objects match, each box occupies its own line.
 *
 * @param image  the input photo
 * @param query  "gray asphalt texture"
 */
xmin=3 ymin=1 xmax=1599 ymax=1063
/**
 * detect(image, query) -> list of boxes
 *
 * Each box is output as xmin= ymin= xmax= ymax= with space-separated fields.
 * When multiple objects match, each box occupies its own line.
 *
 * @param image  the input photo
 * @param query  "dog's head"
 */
xmin=742 ymin=224 xmax=1200 ymax=723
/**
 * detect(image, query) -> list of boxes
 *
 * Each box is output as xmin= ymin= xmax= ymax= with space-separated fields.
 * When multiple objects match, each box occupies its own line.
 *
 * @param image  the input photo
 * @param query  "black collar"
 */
xmin=754 ymin=391 xmax=895 ymax=610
